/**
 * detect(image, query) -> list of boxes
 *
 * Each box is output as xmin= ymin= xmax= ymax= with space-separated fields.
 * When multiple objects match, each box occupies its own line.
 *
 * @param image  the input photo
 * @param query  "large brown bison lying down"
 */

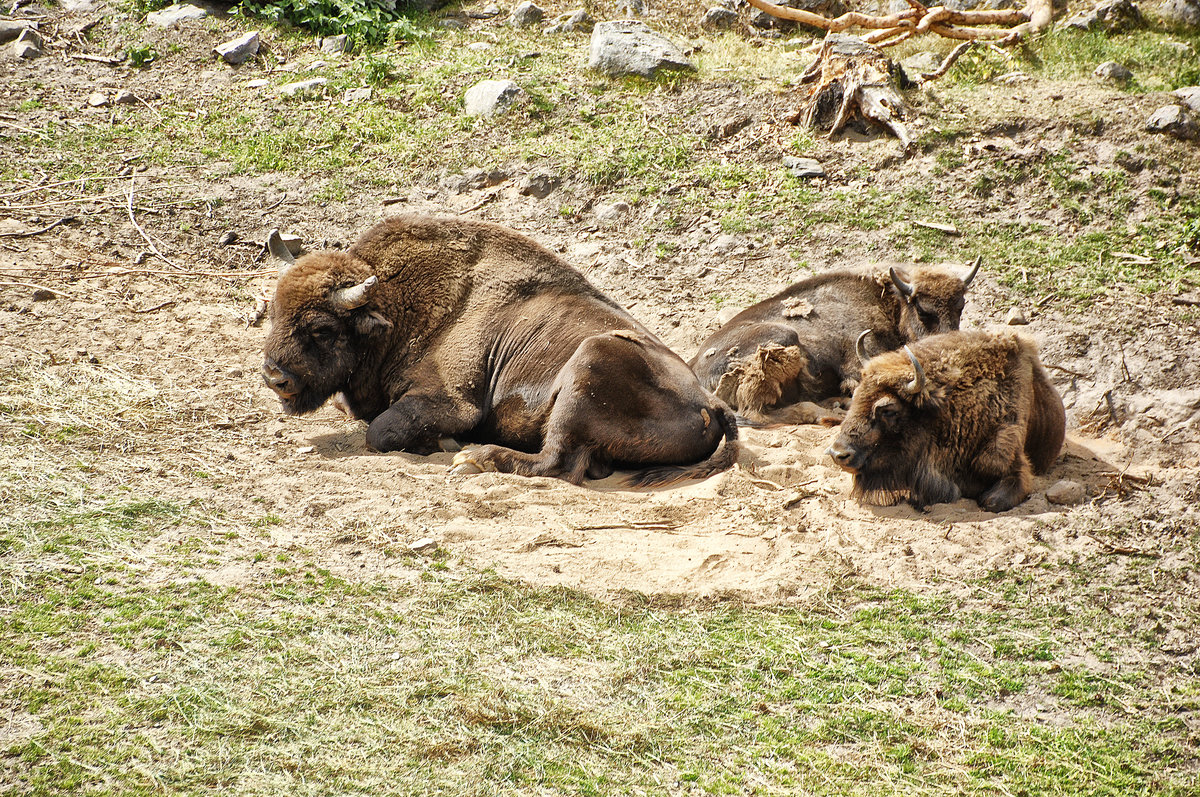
xmin=261 ymin=215 xmax=737 ymax=486
xmin=826 ymin=330 xmax=1066 ymax=512
xmin=690 ymin=259 xmax=980 ymax=424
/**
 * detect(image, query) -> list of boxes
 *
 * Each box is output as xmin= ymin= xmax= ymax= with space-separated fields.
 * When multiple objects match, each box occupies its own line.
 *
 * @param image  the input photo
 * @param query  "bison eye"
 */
xmin=918 ymin=307 xmax=940 ymax=329
xmin=874 ymin=404 xmax=902 ymax=429
xmin=310 ymin=325 xmax=338 ymax=343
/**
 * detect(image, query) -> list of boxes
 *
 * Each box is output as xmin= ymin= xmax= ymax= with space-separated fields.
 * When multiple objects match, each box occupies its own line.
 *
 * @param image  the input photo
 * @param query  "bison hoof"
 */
xmin=449 ymin=451 xmax=484 ymax=476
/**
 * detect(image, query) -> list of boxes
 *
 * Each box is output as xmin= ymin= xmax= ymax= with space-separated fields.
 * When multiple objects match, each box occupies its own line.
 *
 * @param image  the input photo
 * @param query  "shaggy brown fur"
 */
xmin=691 ymin=261 xmax=978 ymax=424
xmin=826 ymin=330 xmax=1066 ymax=511
xmin=261 ymin=215 xmax=737 ymax=486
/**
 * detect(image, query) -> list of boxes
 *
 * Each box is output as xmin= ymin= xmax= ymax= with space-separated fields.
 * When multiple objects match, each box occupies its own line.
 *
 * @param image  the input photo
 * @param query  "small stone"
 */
xmin=307 ymin=60 xmax=328 ymax=71
xmin=1174 ymin=86 xmax=1200 ymax=114
xmin=1093 ymin=61 xmax=1132 ymax=83
xmin=509 ymin=1 xmax=544 ymax=27
xmin=342 ymin=86 xmax=373 ymax=104
xmin=113 ymin=89 xmax=138 ymax=104
xmin=318 ymin=34 xmax=348 ymax=54
xmin=246 ymin=78 xmax=270 ymax=88
xmin=440 ymin=17 xmax=467 ymax=29
xmin=702 ymin=6 xmax=739 ymax=28
xmin=1045 ymin=479 xmax=1086 ymax=505
xmin=901 ymin=50 xmax=942 ymax=80
xmin=214 ymin=31 xmax=260 ymax=65
xmin=783 ymin=155 xmax=826 ymax=179
xmin=0 ymin=20 xmax=35 ymax=43
xmin=463 ymin=78 xmax=523 ymax=117
xmin=297 ymin=446 xmax=315 ymax=454
xmin=218 ymin=231 xmax=238 ymax=245
xmin=1005 ymin=307 xmax=1029 ymax=325
xmin=278 ymin=233 xmax=303 ymax=257
xmin=278 ymin=78 xmax=327 ymax=97
xmin=596 ymin=201 xmax=631 ymax=222
xmin=710 ymin=233 xmax=739 ymax=253
xmin=31 ymin=288 xmax=57 ymax=301
xmin=518 ymin=172 xmax=561 ymax=198
xmin=86 ymin=92 xmax=109 ymax=108
xmin=445 ymin=168 xmax=509 ymax=193
xmin=466 ymin=41 xmax=492 ymax=51
xmin=546 ymin=8 xmax=593 ymax=33
xmin=13 ymin=37 xmax=40 ymax=59
xmin=146 ymin=3 xmax=208 ymax=26
xmin=621 ymin=0 xmax=646 ymax=16
xmin=409 ymin=537 xmax=439 ymax=554
xmin=1146 ymin=104 xmax=1200 ymax=141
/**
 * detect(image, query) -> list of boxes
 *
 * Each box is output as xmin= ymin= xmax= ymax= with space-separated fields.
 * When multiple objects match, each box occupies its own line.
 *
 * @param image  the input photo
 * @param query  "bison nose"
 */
xmin=262 ymin=358 xmax=298 ymax=398
xmin=826 ymin=441 xmax=856 ymax=469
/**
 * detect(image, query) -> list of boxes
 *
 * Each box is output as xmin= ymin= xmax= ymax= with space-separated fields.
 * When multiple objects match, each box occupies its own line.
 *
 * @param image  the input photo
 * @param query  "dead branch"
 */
xmin=124 ymin=174 xmax=181 ymax=271
xmin=0 ymin=216 xmax=75 ymax=238
xmin=922 ymin=41 xmax=974 ymax=80
xmin=0 ymin=280 xmax=71 ymax=297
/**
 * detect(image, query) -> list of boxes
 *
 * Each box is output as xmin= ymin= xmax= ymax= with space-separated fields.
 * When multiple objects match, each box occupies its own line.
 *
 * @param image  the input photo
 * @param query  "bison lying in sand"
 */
xmin=261 ymin=215 xmax=737 ymax=486
xmin=690 ymin=259 xmax=980 ymax=424
xmin=826 ymin=330 xmax=1065 ymax=512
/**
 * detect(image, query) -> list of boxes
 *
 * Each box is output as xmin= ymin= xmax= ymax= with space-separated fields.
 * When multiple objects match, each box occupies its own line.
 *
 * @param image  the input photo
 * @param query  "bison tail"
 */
xmin=624 ymin=407 xmax=740 ymax=489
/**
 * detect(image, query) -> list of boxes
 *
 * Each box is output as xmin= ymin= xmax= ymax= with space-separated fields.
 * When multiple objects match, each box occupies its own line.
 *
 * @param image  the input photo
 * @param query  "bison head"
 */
xmin=826 ymin=345 xmax=953 ymax=506
xmin=261 ymin=230 xmax=393 ymax=416
xmin=890 ymin=256 xmax=980 ymax=342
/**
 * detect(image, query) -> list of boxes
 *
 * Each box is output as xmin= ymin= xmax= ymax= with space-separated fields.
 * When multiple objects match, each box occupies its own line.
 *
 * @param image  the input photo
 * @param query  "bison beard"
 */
xmin=827 ymin=331 xmax=1065 ymax=511
xmin=261 ymin=216 xmax=738 ymax=487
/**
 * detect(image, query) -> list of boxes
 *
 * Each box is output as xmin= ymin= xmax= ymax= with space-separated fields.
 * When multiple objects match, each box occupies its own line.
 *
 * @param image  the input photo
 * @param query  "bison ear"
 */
xmin=354 ymin=310 xmax=393 ymax=337
xmin=266 ymin=228 xmax=296 ymax=276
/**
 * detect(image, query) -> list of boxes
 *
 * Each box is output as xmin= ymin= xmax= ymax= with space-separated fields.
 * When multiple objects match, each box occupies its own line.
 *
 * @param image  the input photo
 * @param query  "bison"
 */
xmin=690 ymin=259 xmax=980 ymax=424
xmin=261 ymin=215 xmax=737 ymax=486
xmin=825 ymin=330 xmax=1066 ymax=512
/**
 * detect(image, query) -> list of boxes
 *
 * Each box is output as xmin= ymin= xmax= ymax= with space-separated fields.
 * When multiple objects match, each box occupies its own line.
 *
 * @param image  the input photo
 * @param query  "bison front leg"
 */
xmin=366 ymin=393 xmax=481 ymax=455
xmin=971 ymin=424 xmax=1032 ymax=512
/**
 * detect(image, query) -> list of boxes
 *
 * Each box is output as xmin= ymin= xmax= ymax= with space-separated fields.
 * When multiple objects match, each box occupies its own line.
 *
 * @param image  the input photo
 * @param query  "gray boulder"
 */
xmin=319 ymin=34 xmax=348 ymax=54
xmin=463 ymin=79 xmax=523 ymax=117
xmin=702 ymin=6 xmax=739 ymax=28
xmin=588 ymin=20 xmax=696 ymax=79
xmin=146 ymin=3 xmax=208 ymax=26
xmin=1093 ymin=61 xmax=1132 ymax=83
xmin=0 ymin=19 xmax=36 ymax=43
xmin=1160 ymin=0 xmax=1200 ymax=26
xmin=214 ymin=31 xmax=260 ymax=65
xmin=546 ymin=8 xmax=593 ymax=33
xmin=13 ymin=27 xmax=40 ymax=58
xmin=509 ymin=1 xmax=544 ymax=27
xmin=1175 ymin=86 xmax=1200 ymax=113
xmin=1064 ymin=0 xmax=1143 ymax=32
xmin=783 ymin=155 xmax=825 ymax=178
xmin=1146 ymin=104 xmax=1200 ymax=141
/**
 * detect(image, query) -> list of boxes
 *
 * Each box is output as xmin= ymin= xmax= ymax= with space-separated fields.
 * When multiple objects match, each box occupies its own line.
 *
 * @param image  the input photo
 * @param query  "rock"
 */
xmin=307 ymin=60 xmax=328 ymax=71
xmin=1004 ymin=306 xmax=1029 ymax=325
xmin=318 ymin=34 xmax=348 ymax=54
xmin=463 ymin=78 xmax=523 ymax=117
xmin=710 ymin=233 xmax=739 ymax=253
xmin=13 ymin=28 xmax=40 ymax=58
xmin=466 ymin=41 xmax=492 ymax=51
xmin=246 ymin=78 xmax=269 ymax=88
xmin=702 ymin=6 xmax=739 ymax=28
xmin=1146 ymin=104 xmax=1200 ymax=141
xmin=146 ymin=3 xmax=208 ymax=26
xmin=750 ymin=0 xmax=846 ymax=29
xmin=706 ymin=115 xmax=752 ymax=141
xmin=342 ymin=86 xmax=373 ymax=104
xmin=440 ymin=17 xmax=467 ymax=29
xmin=596 ymin=201 xmax=631 ymax=222
xmin=545 ymin=8 xmax=593 ymax=33
xmin=621 ymin=0 xmax=647 ymax=16
xmin=214 ymin=31 xmax=259 ymax=65
xmin=900 ymin=50 xmax=942 ymax=80
xmin=1163 ymin=41 xmax=1195 ymax=56
xmin=444 ymin=168 xmax=508 ymax=193
xmin=509 ymin=1 xmax=544 ymax=27
xmin=113 ymin=89 xmax=138 ymax=104
xmin=218 ymin=231 xmax=238 ymax=245
xmin=783 ymin=155 xmax=826 ymax=178
xmin=278 ymin=78 xmax=327 ymax=96
xmin=1174 ymin=86 xmax=1200 ymax=113
xmin=278 ymin=233 xmax=303 ymax=257
xmin=1045 ymin=479 xmax=1086 ymax=505
xmin=0 ymin=20 xmax=35 ymax=43
xmin=409 ymin=537 xmax=439 ymax=554
xmin=588 ymin=20 xmax=696 ymax=79
xmin=31 ymin=288 xmax=57 ymax=301
xmin=518 ymin=171 xmax=561 ymax=198
xmin=1093 ymin=61 xmax=1132 ymax=83
xmin=1063 ymin=0 xmax=1143 ymax=32
xmin=86 ymin=91 xmax=109 ymax=107
xmin=1160 ymin=0 xmax=1200 ymax=26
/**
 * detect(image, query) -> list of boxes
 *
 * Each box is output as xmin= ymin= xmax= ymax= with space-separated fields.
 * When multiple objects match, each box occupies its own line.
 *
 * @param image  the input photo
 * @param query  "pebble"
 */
xmin=1045 ymin=480 xmax=1086 ymax=506
xmin=278 ymin=78 xmax=327 ymax=96
xmin=1005 ymin=307 xmax=1029 ymax=325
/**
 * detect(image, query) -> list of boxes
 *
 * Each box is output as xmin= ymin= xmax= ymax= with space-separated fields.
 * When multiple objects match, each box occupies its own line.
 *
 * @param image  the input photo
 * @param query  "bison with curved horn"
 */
xmin=826 ymin=330 xmax=1066 ymax=511
xmin=260 ymin=215 xmax=737 ymax=486
xmin=690 ymin=258 xmax=980 ymax=425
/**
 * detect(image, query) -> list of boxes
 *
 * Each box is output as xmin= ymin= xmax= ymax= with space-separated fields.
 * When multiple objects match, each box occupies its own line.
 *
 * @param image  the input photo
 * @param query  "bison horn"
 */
xmin=903 ymin=345 xmax=926 ymax=395
xmin=963 ymin=255 xmax=982 ymax=288
xmin=856 ymin=330 xmax=872 ymax=366
xmin=889 ymin=266 xmax=914 ymax=299
xmin=266 ymin=228 xmax=296 ymax=274
xmin=331 ymin=276 xmax=378 ymax=310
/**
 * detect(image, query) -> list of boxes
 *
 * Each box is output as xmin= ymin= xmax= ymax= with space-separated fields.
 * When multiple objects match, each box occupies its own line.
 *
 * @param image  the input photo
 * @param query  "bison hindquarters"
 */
xmin=451 ymin=330 xmax=737 ymax=485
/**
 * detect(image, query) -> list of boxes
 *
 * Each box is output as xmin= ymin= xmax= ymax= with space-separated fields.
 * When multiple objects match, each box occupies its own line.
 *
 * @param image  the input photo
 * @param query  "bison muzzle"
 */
xmin=261 ymin=215 xmax=737 ymax=486
xmin=826 ymin=330 xmax=1066 ymax=512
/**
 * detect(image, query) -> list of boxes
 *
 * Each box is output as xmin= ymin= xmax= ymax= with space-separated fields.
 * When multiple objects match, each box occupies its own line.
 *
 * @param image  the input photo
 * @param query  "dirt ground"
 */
xmin=3 ymin=0 xmax=1200 ymax=602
